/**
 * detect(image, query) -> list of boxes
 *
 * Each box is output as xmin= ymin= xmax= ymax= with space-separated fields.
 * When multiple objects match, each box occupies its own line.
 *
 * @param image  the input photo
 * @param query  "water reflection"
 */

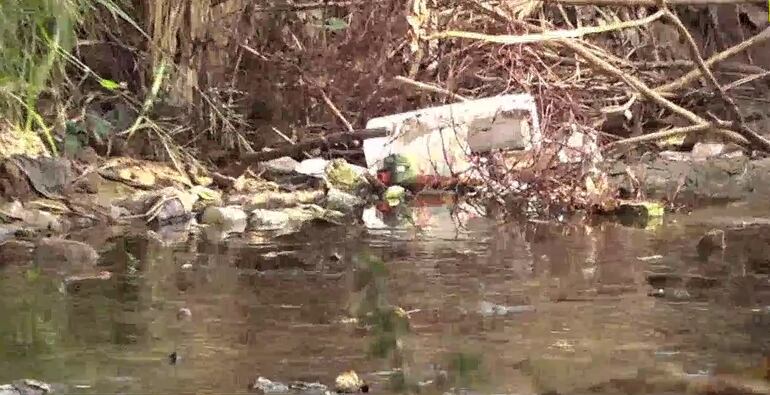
xmin=0 ymin=203 xmax=769 ymax=394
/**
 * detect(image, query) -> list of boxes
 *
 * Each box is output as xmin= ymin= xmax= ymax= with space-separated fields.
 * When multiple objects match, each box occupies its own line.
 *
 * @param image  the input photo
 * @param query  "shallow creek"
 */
xmin=1 ymin=201 xmax=769 ymax=395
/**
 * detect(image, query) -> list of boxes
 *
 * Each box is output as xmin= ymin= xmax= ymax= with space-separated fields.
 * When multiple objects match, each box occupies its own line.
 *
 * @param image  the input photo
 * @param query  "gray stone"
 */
xmin=249 ymin=205 xmax=345 ymax=236
xmin=0 ymin=384 xmax=20 ymax=395
xmin=200 ymin=206 xmax=247 ymax=231
xmin=288 ymin=382 xmax=328 ymax=395
xmin=227 ymin=190 xmax=325 ymax=210
xmin=478 ymin=301 xmax=536 ymax=316
xmin=262 ymin=156 xmax=301 ymax=175
xmin=249 ymin=209 xmax=292 ymax=231
xmin=606 ymin=156 xmax=759 ymax=202
xmin=116 ymin=187 xmax=196 ymax=225
xmin=295 ymin=158 xmax=328 ymax=178
xmin=11 ymin=156 xmax=74 ymax=199
xmin=10 ymin=380 xmax=51 ymax=395
xmin=252 ymin=377 xmax=290 ymax=394
xmin=691 ymin=142 xmax=726 ymax=161
xmin=325 ymin=187 xmax=366 ymax=214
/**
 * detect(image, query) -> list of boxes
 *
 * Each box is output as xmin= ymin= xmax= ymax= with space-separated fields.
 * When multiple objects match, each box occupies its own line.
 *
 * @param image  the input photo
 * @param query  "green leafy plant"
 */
xmin=0 ymin=0 xmax=139 ymax=156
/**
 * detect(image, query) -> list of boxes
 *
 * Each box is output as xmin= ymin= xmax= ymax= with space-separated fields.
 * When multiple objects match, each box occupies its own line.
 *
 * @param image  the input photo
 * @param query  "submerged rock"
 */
xmin=34 ymin=238 xmax=99 ymax=267
xmin=62 ymin=271 xmax=112 ymax=295
xmin=697 ymin=228 xmax=726 ymax=260
xmin=0 ymin=239 xmax=34 ymax=265
xmin=177 ymin=307 xmax=192 ymax=321
xmin=252 ymin=377 xmax=290 ymax=394
xmin=0 ymin=380 xmax=52 ymax=395
xmin=288 ymin=382 xmax=328 ymax=394
xmin=647 ymin=287 xmax=691 ymax=301
xmin=250 ymin=377 xmax=331 ymax=395
xmin=477 ymin=301 xmax=536 ymax=316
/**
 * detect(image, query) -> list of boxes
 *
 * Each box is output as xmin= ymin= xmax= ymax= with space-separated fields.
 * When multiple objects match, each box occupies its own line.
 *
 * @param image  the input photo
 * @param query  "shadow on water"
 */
xmin=1 ymin=199 xmax=770 ymax=394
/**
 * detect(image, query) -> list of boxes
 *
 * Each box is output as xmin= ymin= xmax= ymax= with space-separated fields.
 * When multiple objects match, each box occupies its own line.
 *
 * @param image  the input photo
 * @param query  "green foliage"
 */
xmin=0 ymin=0 xmax=82 ymax=154
xmin=98 ymin=78 xmax=121 ymax=90
xmin=0 ymin=0 xmax=136 ymax=156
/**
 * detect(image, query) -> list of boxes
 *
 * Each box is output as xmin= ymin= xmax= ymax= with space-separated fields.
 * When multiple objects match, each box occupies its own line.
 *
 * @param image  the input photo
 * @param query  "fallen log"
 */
xmin=240 ymin=128 xmax=388 ymax=163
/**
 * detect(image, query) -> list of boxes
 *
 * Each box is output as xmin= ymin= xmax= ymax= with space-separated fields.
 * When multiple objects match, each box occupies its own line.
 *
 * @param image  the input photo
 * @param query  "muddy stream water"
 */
xmin=1 ymin=200 xmax=769 ymax=395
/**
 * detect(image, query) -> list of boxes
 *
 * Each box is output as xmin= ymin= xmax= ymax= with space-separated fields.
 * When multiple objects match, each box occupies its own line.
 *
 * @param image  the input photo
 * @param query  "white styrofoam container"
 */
xmin=362 ymin=94 xmax=540 ymax=175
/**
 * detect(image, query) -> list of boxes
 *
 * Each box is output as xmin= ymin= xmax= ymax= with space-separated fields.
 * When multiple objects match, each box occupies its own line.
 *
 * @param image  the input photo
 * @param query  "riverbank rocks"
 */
xmin=325 ymin=187 xmax=366 ymax=214
xmin=0 ymin=201 xmax=63 ymax=232
xmin=98 ymin=157 xmax=193 ymax=190
xmin=249 ymin=204 xmax=345 ymax=235
xmin=11 ymin=156 xmax=75 ymax=199
xmin=228 ymin=190 xmax=325 ymax=210
xmin=605 ymin=155 xmax=770 ymax=203
xmin=201 ymin=205 xmax=247 ymax=232
xmin=115 ymin=187 xmax=196 ymax=225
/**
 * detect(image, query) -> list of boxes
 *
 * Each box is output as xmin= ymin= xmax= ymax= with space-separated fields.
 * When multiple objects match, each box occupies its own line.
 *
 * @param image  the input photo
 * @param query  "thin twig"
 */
xmin=240 ymin=128 xmax=387 ymax=163
xmin=603 ymin=124 xmax=710 ymax=148
xmin=660 ymin=11 xmax=770 ymax=150
xmin=433 ymin=28 xmax=754 ymax=148
xmin=655 ymin=26 xmax=770 ymax=94
xmin=662 ymin=10 xmax=744 ymax=122
xmin=319 ymin=90 xmax=354 ymax=132
xmin=429 ymin=10 xmax=664 ymax=45
xmin=724 ymin=71 xmax=770 ymax=91
xmin=394 ymin=76 xmax=470 ymax=102
xmin=271 ymin=127 xmax=312 ymax=159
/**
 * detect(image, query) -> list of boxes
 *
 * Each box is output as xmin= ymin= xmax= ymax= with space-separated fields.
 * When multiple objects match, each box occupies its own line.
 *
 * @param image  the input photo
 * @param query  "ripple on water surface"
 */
xmin=1 ymin=204 xmax=769 ymax=394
